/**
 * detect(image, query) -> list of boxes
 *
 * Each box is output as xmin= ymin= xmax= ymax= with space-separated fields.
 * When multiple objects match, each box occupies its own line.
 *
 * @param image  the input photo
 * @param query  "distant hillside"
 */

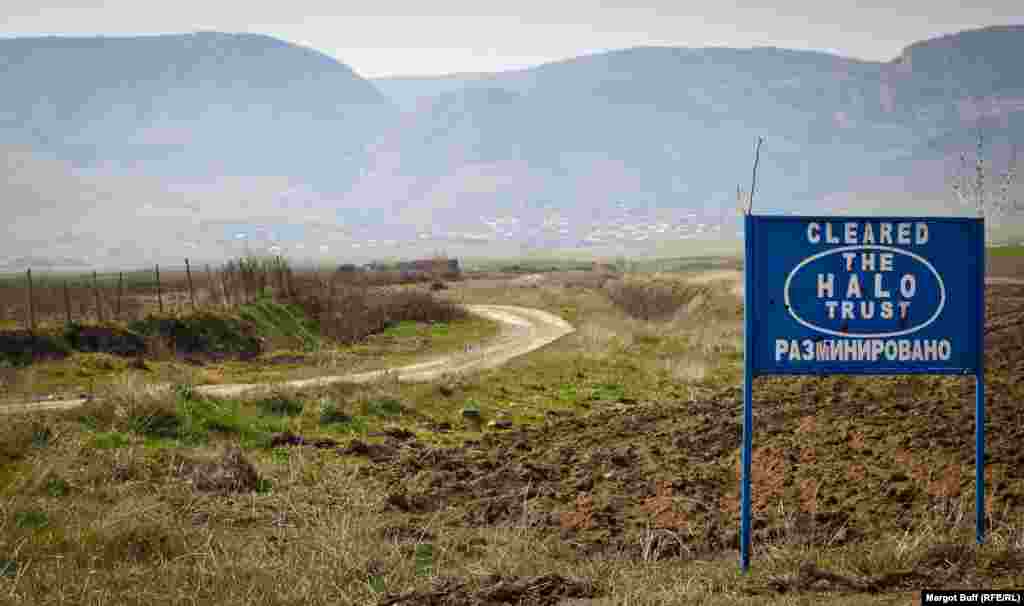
xmin=0 ymin=32 xmax=396 ymax=186
xmin=3 ymin=27 xmax=1024 ymax=267
xmin=361 ymin=26 xmax=1024 ymax=233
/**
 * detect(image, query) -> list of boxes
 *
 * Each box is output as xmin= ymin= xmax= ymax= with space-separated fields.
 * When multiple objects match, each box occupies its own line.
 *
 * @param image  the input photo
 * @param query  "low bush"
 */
xmin=293 ymin=281 xmax=467 ymax=345
xmin=254 ymin=393 xmax=305 ymax=417
xmin=363 ymin=396 xmax=402 ymax=417
xmin=128 ymin=312 xmax=262 ymax=360
xmin=603 ymin=279 xmax=695 ymax=321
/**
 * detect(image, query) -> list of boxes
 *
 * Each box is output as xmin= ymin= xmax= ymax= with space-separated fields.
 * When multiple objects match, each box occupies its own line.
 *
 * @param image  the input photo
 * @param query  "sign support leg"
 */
xmin=741 ymin=213 xmax=754 ymax=573
xmin=741 ymin=363 xmax=753 ymax=571
xmin=976 ymin=372 xmax=986 ymax=544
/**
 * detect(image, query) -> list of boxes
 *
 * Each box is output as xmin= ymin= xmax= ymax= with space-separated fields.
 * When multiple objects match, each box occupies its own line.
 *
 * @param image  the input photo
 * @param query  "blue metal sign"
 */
xmin=748 ymin=216 xmax=984 ymax=375
xmin=740 ymin=214 xmax=986 ymax=572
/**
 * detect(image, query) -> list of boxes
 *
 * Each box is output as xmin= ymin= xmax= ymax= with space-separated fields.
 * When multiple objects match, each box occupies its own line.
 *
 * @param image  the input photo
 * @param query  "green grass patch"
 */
xmin=556 ymin=383 xmax=580 ymax=404
xmin=142 ymin=436 xmax=178 ymax=450
xmin=45 ymin=477 xmax=70 ymax=498
xmin=253 ymin=393 xmax=305 ymax=417
xmin=271 ymin=448 xmax=290 ymax=465
xmin=589 ymin=382 xmax=626 ymax=402
xmin=989 ymin=244 xmax=1024 ymax=257
xmin=380 ymin=320 xmax=451 ymax=339
xmin=461 ymin=398 xmax=481 ymax=416
xmin=179 ymin=397 xmax=290 ymax=448
xmin=382 ymin=320 xmax=421 ymax=338
xmin=90 ymin=432 xmax=131 ymax=450
xmin=238 ymin=296 xmax=320 ymax=352
xmin=115 ymin=390 xmax=292 ymax=448
xmin=362 ymin=396 xmax=402 ymax=417
xmin=14 ymin=510 xmax=48 ymax=530
xmin=331 ymin=416 xmax=369 ymax=435
xmin=0 ymin=559 xmax=18 ymax=578
xmin=413 ymin=543 xmax=434 ymax=577
xmin=318 ymin=398 xmax=351 ymax=426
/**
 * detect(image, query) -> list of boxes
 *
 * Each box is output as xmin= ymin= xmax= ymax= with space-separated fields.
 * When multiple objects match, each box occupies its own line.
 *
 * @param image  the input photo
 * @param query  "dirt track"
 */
xmin=0 ymin=305 xmax=575 ymax=414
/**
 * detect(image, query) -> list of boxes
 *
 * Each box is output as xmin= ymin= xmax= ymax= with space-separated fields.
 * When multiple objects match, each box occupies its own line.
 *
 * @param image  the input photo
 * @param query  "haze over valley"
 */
xmin=3 ymin=25 xmax=1024 ymax=269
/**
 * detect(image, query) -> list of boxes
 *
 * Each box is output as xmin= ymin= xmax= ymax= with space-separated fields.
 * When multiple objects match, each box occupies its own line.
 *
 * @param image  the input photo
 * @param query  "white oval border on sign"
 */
xmin=783 ymin=244 xmax=947 ymax=339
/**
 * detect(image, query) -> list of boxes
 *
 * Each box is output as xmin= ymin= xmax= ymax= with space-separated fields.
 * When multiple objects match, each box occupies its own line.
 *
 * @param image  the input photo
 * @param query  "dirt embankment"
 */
xmin=0 ymin=315 xmax=263 ymax=368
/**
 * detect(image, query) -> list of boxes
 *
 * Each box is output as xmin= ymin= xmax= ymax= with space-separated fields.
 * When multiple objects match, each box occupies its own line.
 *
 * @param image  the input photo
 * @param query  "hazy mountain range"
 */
xmin=2 ymin=25 xmax=1024 ymax=268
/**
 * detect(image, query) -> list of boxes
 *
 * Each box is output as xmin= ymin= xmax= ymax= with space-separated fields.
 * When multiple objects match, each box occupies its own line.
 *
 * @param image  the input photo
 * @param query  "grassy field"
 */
xmin=988 ymin=245 xmax=1024 ymax=278
xmin=0 ymin=258 xmax=1022 ymax=605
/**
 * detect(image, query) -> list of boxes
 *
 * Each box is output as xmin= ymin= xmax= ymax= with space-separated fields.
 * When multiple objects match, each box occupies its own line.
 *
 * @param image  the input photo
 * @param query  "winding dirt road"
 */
xmin=0 ymin=305 xmax=575 ymax=415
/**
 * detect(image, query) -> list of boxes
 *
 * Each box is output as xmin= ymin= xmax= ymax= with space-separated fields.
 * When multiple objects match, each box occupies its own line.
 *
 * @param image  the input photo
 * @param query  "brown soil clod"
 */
xmin=767 ymin=562 xmax=922 ymax=594
xmin=378 ymin=573 xmax=597 ymax=606
xmin=371 ymin=427 xmax=417 ymax=441
xmin=384 ymin=491 xmax=432 ymax=513
xmin=343 ymin=439 xmax=398 ymax=462
xmin=269 ymin=431 xmax=339 ymax=449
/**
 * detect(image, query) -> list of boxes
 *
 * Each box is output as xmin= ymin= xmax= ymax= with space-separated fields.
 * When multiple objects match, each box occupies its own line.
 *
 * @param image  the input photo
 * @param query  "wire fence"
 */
xmin=0 ymin=257 xmax=297 ymax=332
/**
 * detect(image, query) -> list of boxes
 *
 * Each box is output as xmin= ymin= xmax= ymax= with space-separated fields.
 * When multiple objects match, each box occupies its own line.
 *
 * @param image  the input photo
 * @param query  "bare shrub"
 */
xmin=291 ymin=278 xmax=467 ymax=345
xmin=604 ymin=279 xmax=696 ymax=321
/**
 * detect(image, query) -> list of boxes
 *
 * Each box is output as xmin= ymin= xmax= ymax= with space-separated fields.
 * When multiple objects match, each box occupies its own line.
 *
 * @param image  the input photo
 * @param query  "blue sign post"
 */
xmin=741 ymin=214 xmax=985 ymax=572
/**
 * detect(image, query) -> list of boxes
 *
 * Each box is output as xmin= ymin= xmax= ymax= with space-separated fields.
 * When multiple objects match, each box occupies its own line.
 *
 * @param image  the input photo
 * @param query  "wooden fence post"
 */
xmin=276 ymin=255 xmax=284 ymax=300
xmin=63 ymin=280 xmax=72 ymax=324
xmin=185 ymin=258 xmax=196 ymax=311
xmin=327 ymin=278 xmax=335 ymax=334
xmin=155 ymin=264 xmax=163 ymax=314
xmin=221 ymin=267 xmax=232 ymax=308
xmin=326 ymin=278 xmax=333 ymax=319
xmin=116 ymin=272 xmax=123 ymax=321
xmin=204 ymin=264 xmax=215 ymax=309
xmin=93 ymin=271 xmax=104 ymax=324
xmin=26 ymin=268 xmax=35 ymax=332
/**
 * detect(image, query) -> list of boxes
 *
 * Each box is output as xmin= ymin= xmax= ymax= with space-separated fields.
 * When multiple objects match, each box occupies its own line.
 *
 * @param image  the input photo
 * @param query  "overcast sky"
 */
xmin=3 ymin=1 xmax=1023 ymax=78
